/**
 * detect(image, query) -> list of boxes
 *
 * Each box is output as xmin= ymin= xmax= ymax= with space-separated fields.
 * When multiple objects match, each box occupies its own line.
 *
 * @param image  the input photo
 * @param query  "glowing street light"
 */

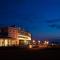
xmin=46 ymin=41 xmax=49 ymax=44
xmin=29 ymin=44 xmax=32 ymax=48
xmin=33 ymin=40 xmax=35 ymax=43
xmin=44 ymin=41 xmax=49 ymax=45
xmin=38 ymin=40 xmax=40 ymax=43
xmin=38 ymin=40 xmax=40 ymax=45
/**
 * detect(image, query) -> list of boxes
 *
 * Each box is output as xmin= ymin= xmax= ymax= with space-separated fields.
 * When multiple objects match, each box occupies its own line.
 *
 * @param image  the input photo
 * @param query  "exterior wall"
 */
xmin=8 ymin=27 xmax=19 ymax=46
xmin=8 ymin=27 xmax=19 ymax=39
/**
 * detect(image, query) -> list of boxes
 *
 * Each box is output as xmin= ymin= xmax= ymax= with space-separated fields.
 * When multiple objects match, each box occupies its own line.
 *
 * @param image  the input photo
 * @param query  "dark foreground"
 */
xmin=0 ymin=47 xmax=60 ymax=60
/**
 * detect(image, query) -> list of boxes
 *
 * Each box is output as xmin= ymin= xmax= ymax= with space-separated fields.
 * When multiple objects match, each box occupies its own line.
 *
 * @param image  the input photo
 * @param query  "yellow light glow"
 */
xmin=44 ymin=41 xmax=49 ymax=45
xmin=46 ymin=41 xmax=49 ymax=44
xmin=5 ymin=40 xmax=8 ymax=46
xmin=29 ymin=45 xmax=32 ymax=48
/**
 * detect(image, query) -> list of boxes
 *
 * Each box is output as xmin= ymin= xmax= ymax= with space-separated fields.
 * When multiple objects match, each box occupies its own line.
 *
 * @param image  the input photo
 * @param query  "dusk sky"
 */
xmin=0 ymin=0 xmax=60 ymax=40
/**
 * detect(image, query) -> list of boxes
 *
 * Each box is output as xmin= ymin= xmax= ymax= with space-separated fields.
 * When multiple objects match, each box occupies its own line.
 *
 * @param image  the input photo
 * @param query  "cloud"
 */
xmin=46 ymin=18 xmax=60 ymax=29
xmin=48 ymin=24 xmax=56 ymax=28
xmin=46 ymin=19 xmax=60 ymax=23
xmin=56 ymin=25 xmax=60 ymax=29
xmin=49 ymin=24 xmax=60 ymax=29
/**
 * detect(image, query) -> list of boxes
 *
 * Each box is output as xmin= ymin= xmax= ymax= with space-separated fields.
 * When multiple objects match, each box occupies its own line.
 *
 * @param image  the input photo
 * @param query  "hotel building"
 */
xmin=0 ymin=25 xmax=31 ymax=47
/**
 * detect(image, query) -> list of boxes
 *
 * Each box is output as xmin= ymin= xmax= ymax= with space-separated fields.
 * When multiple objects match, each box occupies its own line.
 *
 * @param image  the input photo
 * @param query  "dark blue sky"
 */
xmin=0 ymin=0 xmax=60 ymax=40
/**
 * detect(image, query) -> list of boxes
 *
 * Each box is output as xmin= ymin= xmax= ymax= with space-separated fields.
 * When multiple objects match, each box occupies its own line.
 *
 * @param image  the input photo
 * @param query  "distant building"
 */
xmin=0 ymin=25 xmax=31 ymax=47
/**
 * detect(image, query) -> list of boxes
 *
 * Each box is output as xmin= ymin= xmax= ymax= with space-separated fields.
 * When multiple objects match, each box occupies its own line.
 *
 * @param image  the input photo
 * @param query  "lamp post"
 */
xmin=38 ymin=40 xmax=40 ymax=44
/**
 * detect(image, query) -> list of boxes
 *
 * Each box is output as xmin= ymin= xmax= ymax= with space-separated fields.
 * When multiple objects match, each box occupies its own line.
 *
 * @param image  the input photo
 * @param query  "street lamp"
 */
xmin=38 ymin=40 xmax=40 ymax=44
xmin=44 ymin=41 xmax=49 ymax=45
xmin=29 ymin=44 xmax=32 ymax=48
xmin=33 ymin=40 xmax=35 ymax=43
xmin=38 ymin=40 xmax=40 ymax=43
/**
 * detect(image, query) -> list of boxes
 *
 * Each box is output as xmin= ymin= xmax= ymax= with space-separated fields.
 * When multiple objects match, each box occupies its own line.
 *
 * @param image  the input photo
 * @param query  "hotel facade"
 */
xmin=0 ymin=26 xmax=31 ymax=47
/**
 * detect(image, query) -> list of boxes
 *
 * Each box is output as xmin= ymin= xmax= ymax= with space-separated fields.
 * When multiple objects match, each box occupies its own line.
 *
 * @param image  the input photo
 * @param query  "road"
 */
xmin=0 ymin=46 xmax=60 ymax=60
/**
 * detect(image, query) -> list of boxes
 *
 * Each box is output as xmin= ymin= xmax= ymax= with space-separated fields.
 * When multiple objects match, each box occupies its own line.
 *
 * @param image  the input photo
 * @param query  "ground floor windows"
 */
xmin=0 ymin=39 xmax=18 ymax=47
xmin=19 ymin=40 xmax=31 ymax=46
xmin=0 ymin=39 xmax=31 ymax=47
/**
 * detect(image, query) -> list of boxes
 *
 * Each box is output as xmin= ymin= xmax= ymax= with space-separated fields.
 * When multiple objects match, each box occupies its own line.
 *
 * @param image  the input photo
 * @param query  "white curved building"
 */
xmin=0 ymin=26 xmax=31 ymax=47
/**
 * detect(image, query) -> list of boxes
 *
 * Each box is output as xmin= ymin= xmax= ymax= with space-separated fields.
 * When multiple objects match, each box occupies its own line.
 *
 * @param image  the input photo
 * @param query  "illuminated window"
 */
xmin=5 ymin=39 xmax=8 ymax=46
